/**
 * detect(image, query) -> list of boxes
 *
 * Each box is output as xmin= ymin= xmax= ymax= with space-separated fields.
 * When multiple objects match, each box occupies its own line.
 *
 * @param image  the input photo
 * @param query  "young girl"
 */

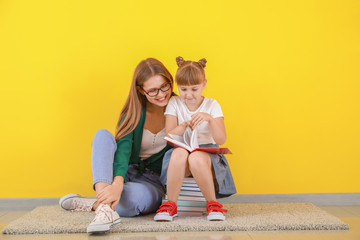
xmin=154 ymin=57 xmax=236 ymax=222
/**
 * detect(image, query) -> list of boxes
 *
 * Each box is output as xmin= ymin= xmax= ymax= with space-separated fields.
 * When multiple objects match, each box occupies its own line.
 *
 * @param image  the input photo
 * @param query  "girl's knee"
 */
xmin=170 ymin=148 xmax=189 ymax=163
xmin=188 ymin=151 xmax=211 ymax=167
xmin=172 ymin=148 xmax=189 ymax=157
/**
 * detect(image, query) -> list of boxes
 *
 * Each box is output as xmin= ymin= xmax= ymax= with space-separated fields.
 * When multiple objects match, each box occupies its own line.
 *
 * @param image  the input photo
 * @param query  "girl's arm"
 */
xmin=191 ymin=113 xmax=227 ymax=145
xmin=165 ymin=115 xmax=190 ymax=136
xmin=208 ymin=117 xmax=227 ymax=145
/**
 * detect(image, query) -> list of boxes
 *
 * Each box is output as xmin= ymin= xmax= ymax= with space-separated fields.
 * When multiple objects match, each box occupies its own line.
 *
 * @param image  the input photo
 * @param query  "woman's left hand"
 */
xmin=190 ymin=112 xmax=213 ymax=129
xmin=96 ymin=181 xmax=123 ymax=210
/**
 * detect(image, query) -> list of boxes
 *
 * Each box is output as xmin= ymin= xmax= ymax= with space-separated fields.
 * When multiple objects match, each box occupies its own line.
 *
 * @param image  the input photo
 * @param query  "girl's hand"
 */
xmin=96 ymin=181 xmax=124 ymax=210
xmin=180 ymin=120 xmax=191 ymax=129
xmin=190 ymin=112 xmax=213 ymax=129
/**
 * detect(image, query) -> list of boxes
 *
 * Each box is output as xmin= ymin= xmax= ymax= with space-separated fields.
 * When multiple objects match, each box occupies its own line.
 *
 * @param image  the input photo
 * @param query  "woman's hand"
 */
xmin=96 ymin=179 xmax=124 ymax=210
xmin=190 ymin=112 xmax=213 ymax=129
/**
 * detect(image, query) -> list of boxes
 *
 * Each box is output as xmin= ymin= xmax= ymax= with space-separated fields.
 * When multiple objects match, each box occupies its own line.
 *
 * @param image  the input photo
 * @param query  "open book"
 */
xmin=164 ymin=127 xmax=232 ymax=154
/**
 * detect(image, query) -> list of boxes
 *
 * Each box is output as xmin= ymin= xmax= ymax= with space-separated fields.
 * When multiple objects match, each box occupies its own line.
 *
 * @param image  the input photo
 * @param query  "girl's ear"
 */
xmin=203 ymin=79 xmax=207 ymax=87
xmin=136 ymin=86 xmax=145 ymax=95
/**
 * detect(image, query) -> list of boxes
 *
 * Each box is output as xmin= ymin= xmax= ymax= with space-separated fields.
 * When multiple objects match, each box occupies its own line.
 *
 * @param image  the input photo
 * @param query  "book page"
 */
xmin=164 ymin=136 xmax=191 ymax=152
xmin=168 ymin=133 xmax=185 ymax=144
xmin=190 ymin=127 xmax=199 ymax=150
xmin=183 ymin=126 xmax=192 ymax=148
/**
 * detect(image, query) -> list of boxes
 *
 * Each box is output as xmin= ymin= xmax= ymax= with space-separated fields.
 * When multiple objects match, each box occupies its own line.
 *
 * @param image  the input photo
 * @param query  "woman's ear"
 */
xmin=136 ymin=86 xmax=145 ymax=95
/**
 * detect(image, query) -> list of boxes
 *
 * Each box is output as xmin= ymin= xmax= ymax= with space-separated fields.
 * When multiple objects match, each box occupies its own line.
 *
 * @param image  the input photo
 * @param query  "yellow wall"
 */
xmin=0 ymin=0 xmax=359 ymax=198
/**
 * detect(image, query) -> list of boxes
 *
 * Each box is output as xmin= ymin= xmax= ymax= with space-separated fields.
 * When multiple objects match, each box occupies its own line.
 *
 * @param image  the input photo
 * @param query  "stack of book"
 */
xmin=163 ymin=177 xmax=206 ymax=216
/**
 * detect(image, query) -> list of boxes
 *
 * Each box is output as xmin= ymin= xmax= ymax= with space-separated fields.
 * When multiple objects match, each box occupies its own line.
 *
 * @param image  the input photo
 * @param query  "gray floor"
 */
xmin=1 ymin=206 xmax=360 ymax=240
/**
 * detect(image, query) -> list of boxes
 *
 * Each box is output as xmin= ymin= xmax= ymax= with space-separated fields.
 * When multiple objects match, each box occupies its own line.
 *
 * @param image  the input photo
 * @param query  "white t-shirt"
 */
xmin=164 ymin=96 xmax=224 ymax=145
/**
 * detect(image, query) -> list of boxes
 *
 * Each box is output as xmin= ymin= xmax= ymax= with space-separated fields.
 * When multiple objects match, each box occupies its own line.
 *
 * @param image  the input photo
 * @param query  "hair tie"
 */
xmin=198 ymin=58 xmax=207 ymax=68
xmin=176 ymin=56 xmax=185 ymax=67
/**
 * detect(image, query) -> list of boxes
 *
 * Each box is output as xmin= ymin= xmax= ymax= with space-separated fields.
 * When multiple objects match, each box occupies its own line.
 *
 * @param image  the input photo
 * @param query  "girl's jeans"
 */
xmin=91 ymin=129 xmax=165 ymax=217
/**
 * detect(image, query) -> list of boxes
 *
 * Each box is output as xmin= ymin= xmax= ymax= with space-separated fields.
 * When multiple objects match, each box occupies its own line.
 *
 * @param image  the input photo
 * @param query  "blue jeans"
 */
xmin=91 ymin=129 xmax=165 ymax=217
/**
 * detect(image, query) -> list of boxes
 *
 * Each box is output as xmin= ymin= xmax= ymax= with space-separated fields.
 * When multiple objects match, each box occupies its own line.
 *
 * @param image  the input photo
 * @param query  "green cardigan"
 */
xmin=113 ymin=105 xmax=172 ymax=178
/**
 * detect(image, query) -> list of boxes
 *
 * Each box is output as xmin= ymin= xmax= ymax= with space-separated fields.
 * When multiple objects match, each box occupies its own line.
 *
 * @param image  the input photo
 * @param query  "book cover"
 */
xmin=164 ymin=195 xmax=206 ymax=202
xmin=180 ymin=186 xmax=202 ymax=192
xmin=179 ymin=190 xmax=204 ymax=197
xmin=178 ymin=206 xmax=206 ymax=212
xmin=182 ymin=177 xmax=197 ymax=183
xmin=176 ymin=200 xmax=206 ymax=207
xmin=164 ymin=127 xmax=232 ymax=154
xmin=181 ymin=182 xmax=200 ymax=188
xmin=162 ymin=199 xmax=207 ymax=207
xmin=177 ymin=211 xmax=205 ymax=216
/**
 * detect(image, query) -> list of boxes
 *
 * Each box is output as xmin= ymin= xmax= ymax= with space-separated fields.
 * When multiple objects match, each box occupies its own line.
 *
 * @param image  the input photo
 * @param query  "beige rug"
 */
xmin=2 ymin=203 xmax=349 ymax=234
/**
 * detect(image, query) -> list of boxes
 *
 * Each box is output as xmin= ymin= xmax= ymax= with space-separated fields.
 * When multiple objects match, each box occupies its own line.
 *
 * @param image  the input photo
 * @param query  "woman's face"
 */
xmin=141 ymin=75 xmax=172 ymax=108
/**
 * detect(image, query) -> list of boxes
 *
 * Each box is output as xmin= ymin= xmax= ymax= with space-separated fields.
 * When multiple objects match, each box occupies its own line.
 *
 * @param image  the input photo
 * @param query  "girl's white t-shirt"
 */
xmin=164 ymin=96 xmax=224 ymax=145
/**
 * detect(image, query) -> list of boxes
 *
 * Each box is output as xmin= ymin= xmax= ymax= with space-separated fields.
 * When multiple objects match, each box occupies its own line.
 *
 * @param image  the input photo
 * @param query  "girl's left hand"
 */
xmin=190 ymin=112 xmax=213 ymax=129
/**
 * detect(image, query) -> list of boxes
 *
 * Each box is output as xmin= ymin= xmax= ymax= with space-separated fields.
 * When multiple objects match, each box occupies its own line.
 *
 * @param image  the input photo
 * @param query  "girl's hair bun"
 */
xmin=176 ymin=56 xmax=185 ymax=67
xmin=198 ymin=58 xmax=207 ymax=68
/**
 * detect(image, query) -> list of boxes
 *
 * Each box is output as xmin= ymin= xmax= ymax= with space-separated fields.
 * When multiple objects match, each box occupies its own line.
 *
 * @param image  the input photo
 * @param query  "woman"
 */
xmin=59 ymin=58 xmax=174 ymax=233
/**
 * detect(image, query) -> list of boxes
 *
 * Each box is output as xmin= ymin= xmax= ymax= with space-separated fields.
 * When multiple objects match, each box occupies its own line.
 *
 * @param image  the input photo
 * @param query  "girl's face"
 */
xmin=178 ymin=81 xmax=206 ymax=105
xmin=141 ymin=75 xmax=172 ymax=108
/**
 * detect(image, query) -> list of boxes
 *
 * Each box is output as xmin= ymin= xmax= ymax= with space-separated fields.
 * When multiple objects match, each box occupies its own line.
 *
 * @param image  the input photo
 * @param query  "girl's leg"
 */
xmin=188 ymin=151 xmax=216 ymax=202
xmin=166 ymin=148 xmax=190 ymax=202
xmin=188 ymin=151 xmax=228 ymax=221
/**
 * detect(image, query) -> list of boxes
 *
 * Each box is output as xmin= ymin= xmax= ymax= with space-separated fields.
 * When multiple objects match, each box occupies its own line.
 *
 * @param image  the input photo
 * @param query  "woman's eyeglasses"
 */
xmin=142 ymin=83 xmax=171 ymax=97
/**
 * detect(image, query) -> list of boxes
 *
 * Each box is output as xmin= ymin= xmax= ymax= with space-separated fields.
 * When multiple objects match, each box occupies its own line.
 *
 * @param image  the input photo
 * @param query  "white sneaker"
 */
xmin=206 ymin=201 xmax=227 ymax=221
xmin=207 ymin=211 xmax=226 ymax=221
xmin=87 ymin=204 xmax=121 ymax=233
xmin=59 ymin=193 xmax=96 ymax=212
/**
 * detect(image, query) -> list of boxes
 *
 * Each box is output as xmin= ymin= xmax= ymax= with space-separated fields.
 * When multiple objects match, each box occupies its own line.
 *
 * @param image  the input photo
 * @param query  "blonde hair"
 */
xmin=115 ymin=58 xmax=173 ymax=141
xmin=175 ymin=56 xmax=207 ymax=86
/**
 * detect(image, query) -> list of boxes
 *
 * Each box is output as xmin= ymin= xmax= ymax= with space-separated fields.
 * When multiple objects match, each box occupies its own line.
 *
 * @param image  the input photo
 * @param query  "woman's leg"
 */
xmin=166 ymin=148 xmax=190 ymax=203
xmin=115 ymin=181 xmax=164 ymax=217
xmin=59 ymin=129 xmax=117 ymax=212
xmin=91 ymin=129 xmax=117 ymax=209
xmin=188 ymin=151 xmax=216 ymax=202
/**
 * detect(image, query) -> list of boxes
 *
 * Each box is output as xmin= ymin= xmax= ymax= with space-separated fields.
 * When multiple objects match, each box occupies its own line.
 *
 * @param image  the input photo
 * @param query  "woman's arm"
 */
xmin=97 ymin=176 xmax=124 ymax=210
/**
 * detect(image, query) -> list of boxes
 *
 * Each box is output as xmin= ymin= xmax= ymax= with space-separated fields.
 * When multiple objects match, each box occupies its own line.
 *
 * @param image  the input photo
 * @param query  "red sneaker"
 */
xmin=207 ymin=201 xmax=228 ymax=221
xmin=154 ymin=201 xmax=178 ymax=221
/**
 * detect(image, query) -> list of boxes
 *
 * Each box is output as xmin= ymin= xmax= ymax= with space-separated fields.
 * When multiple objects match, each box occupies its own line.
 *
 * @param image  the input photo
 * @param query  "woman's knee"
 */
xmin=92 ymin=129 xmax=116 ymax=146
xmin=115 ymin=182 xmax=161 ymax=217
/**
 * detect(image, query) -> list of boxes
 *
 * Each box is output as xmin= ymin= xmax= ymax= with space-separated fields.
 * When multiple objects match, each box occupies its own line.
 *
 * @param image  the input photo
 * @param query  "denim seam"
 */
xmin=92 ymin=179 xmax=113 ymax=190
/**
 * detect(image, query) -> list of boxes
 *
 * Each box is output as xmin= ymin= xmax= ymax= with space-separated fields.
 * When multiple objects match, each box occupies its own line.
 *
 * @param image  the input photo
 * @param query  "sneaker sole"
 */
xmin=86 ymin=218 xmax=121 ymax=233
xmin=207 ymin=213 xmax=226 ymax=221
xmin=154 ymin=213 xmax=178 ymax=222
xmin=59 ymin=193 xmax=81 ymax=210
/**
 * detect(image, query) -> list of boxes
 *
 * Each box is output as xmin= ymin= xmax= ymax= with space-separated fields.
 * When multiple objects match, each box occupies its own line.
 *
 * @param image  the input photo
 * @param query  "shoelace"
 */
xmin=156 ymin=202 xmax=176 ymax=213
xmin=71 ymin=198 xmax=94 ymax=212
xmin=207 ymin=201 xmax=228 ymax=214
xmin=92 ymin=204 xmax=114 ymax=223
